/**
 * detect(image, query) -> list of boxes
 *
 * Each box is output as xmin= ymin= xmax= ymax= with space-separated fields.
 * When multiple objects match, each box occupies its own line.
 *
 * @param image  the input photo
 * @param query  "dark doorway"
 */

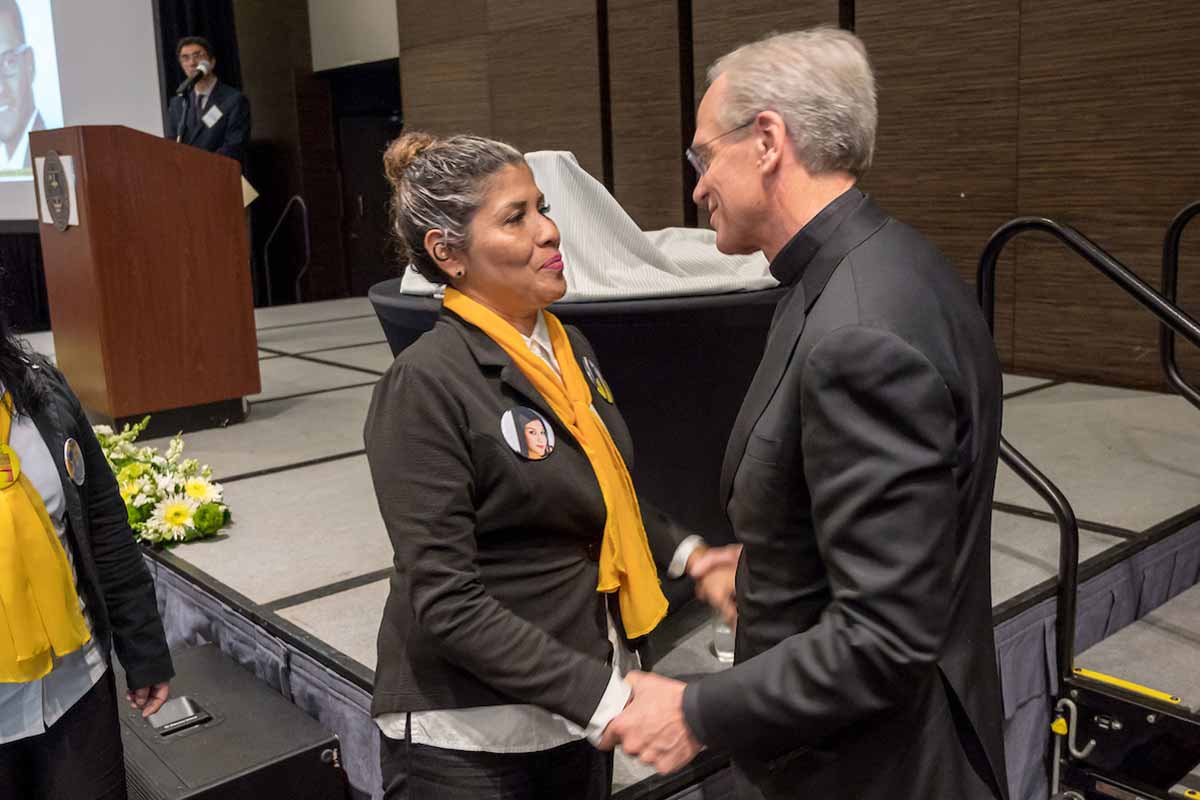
xmin=0 ymin=227 xmax=49 ymax=332
xmin=340 ymin=113 xmax=403 ymax=295
xmin=323 ymin=59 xmax=403 ymax=296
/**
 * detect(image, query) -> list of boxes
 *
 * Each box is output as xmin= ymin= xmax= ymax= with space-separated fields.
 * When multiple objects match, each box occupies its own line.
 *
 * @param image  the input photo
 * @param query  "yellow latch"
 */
xmin=1074 ymin=668 xmax=1182 ymax=704
xmin=1182 ymin=790 xmax=1199 ymax=799
xmin=1051 ymin=717 xmax=1069 ymax=736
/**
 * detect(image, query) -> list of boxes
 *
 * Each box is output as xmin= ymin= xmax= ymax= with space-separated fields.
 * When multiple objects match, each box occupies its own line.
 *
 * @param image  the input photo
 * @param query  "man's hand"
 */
xmin=688 ymin=544 xmax=741 ymax=626
xmin=127 ymin=682 xmax=170 ymax=718
xmin=599 ymin=671 xmax=704 ymax=774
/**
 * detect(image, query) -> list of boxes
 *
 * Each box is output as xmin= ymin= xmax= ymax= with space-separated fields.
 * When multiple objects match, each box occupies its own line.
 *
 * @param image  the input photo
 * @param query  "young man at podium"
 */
xmin=164 ymin=36 xmax=251 ymax=169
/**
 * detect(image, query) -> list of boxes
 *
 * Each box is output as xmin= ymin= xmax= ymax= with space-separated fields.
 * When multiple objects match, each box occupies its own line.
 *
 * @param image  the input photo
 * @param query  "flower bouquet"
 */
xmin=93 ymin=418 xmax=232 ymax=545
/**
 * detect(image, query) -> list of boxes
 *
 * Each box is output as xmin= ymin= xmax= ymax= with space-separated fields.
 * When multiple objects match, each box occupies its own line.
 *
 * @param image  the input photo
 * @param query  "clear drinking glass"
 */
xmin=712 ymin=615 xmax=735 ymax=664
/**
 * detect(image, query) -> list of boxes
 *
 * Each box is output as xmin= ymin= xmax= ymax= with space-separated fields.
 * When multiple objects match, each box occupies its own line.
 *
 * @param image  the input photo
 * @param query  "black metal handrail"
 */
xmin=1160 ymin=200 xmax=1200 ymax=410
xmin=262 ymin=195 xmax=312 ymax=306
xmin=978 ymin=216 xmax=1200 ymax=687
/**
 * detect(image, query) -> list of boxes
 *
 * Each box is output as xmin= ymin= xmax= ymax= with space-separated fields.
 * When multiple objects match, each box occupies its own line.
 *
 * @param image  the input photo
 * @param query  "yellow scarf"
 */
xmin=444 ymin=289 xmax=668 ymax=638
xmin=0 ymin=393 xmax=91 ymax=682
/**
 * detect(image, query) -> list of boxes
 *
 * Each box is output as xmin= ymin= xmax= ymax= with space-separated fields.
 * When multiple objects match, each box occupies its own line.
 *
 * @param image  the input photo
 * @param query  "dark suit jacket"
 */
xmin=364 ymin=310 xmax=689 ymax=727
xmin=26 ymin=359 xmax=174 ymax=691
xmin=682 ymin=191 xmax=1009 ymax=800
xmin=165 ymin=80 xmax=251 ymax=167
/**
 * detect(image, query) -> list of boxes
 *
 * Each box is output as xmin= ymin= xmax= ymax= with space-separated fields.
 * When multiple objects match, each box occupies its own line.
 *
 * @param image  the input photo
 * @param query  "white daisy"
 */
xmin=184 ymin=477 xmax=222 ymax=504
xmin=149 ymin=495 xmax=198 ymax=540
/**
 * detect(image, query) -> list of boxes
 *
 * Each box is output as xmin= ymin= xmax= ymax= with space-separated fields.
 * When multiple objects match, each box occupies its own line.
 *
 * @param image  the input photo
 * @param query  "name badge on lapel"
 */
xmin=582 ymin=356 xmax=614 ymax=404
xmin=64 ymin=438 xmax=86 ymax=485
xmin=501 ymin=407 xmax=555 ymax=461
xmin=202 ymin=104 xmax=224 ymax=128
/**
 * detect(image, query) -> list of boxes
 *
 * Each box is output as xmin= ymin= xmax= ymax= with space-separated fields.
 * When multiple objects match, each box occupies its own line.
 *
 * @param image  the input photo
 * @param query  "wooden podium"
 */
xmin=30 ymin=125 xmax=260 ymax=434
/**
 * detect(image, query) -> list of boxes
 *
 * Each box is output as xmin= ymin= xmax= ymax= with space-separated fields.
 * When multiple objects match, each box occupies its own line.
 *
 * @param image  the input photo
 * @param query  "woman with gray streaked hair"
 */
xmin=364 ymin=132 xmax=708 ymax=799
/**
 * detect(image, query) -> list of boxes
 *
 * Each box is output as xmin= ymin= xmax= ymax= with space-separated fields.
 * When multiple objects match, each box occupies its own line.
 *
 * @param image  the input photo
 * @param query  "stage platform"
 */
xmin=19 ymin=296 xmax=1200 ymax=800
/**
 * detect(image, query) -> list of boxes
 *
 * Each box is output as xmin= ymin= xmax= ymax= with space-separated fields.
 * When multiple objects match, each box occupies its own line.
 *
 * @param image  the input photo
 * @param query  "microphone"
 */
xmin=174 ymin=61 xmax=211 ymax=96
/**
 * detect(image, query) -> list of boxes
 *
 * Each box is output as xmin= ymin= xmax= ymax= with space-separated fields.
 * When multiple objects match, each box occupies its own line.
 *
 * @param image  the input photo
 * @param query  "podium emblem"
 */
xmin=42 ymin=151 xmax=71 ymax=232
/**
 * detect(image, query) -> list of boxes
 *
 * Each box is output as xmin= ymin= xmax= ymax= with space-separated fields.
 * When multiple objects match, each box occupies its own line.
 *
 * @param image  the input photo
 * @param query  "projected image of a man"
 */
xmin=0 ymin=0 xmax=42 ymax=171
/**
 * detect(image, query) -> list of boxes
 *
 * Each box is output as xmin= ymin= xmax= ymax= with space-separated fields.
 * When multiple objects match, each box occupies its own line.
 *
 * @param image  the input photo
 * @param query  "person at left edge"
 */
xmin=363 ymin=131 xmax=717 ymax=799
xmin=0 ymin=313 xmax=174 ymax=799
xmin=164 ymin=36 xmax=250 ymax=169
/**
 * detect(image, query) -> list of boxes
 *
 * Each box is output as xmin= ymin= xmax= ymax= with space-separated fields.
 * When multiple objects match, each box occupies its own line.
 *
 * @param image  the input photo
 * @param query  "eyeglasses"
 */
xmin=685 ymin=120 xmax=753 ymax=177
xmin=0 ymin=45 xmax=30 ymax=79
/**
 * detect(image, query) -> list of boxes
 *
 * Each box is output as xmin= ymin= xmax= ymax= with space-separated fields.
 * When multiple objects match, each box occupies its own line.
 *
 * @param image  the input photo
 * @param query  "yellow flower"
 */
xmin=184 ymin=478 xmax=221 ymax=503
xmin=119 ymin=481 xmax=141 ymax=503
xmin=165 ymin=503 xmax=191 ymax=526
xmin=150 ymin=496 xmax=198 ymax=540
xmin=118 ymin=463 xmax=149 ymax=483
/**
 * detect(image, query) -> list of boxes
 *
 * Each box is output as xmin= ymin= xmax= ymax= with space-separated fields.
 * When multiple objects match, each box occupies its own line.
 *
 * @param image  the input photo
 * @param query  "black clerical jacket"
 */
xmin=683 ymin=190 xmax=1010 ymax=800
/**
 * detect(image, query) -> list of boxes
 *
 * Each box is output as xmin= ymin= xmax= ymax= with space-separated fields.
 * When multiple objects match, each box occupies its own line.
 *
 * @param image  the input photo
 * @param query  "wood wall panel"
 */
xmin=398 ymin=0 xmax=488 ymax=49
xmin=487 ymin=10 xmax=604 ymax=178
xmin=487 ymin=0 xmax=595 ymax=28
xmin=691 ymin=0 xmax=838 ymax=99
xmin=386 ymin=0 xmax=1200 ymax=390
xmin=857 ymin=0 xmax=1019 ymax=363
xmin=608 ymin=0 xmax=684 ymax=229
xmin=396 ymin=0 xmax=604 ymax=182
xmin=1016 ymin=1 xmax=1200 ymax=387
xmin=399 ymin=38 xmax=494 ymax=136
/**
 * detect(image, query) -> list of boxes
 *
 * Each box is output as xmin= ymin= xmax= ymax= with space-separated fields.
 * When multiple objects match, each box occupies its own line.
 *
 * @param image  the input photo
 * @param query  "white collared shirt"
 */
xmin=523 ymin=316 xmax=703 ymax=580
xmin=374 ymin=312 xmax=638 ymax=751
xmin=0 ymin=391 xmax=107 ymax=744
xmin=194 ymin=83 xmax=213 ymax=113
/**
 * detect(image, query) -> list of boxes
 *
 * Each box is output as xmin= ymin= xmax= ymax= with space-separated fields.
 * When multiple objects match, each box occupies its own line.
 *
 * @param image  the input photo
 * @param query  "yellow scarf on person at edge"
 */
xmin=0 ymin=392 xmax=91 ymax=682
xmin=444 ymin=289 xmax=668 ymax=638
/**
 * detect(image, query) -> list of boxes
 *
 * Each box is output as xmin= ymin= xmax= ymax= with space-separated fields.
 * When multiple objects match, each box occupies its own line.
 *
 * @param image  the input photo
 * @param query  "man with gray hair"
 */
xmin=601 ymin=27 xmax=1008 ymax=800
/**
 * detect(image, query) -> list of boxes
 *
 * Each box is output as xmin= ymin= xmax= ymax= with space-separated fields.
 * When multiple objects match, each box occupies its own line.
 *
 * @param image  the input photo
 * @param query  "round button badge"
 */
xmin=501 ymin=407 xmax=556 ymax=461
xmin=64 ymin=438 xmax=86 ymax=486
xmin=582 ymin=357 xmax=614 ymax=404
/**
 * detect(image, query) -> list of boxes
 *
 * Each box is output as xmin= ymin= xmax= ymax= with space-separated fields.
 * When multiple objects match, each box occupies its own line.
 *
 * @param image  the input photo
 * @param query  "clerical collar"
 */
xmin=768 ymin=186 xmax=864 ymax=286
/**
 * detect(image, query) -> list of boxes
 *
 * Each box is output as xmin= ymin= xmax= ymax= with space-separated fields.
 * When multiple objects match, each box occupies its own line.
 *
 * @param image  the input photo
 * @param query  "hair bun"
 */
xmin=384 ymin=132 xmax=438 ymax=189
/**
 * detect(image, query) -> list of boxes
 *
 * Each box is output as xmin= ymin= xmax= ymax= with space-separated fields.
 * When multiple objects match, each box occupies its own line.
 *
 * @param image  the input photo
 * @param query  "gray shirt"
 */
xmin=0 ymin=395 xmax=106 ymax=744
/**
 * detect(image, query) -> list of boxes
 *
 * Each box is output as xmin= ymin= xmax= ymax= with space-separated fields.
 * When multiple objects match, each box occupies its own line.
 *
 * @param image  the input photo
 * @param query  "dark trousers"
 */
xmin=381 ymin=729 xmax=612 ymax=800
xmin=0 ymin=668 xmax=127 ymax=800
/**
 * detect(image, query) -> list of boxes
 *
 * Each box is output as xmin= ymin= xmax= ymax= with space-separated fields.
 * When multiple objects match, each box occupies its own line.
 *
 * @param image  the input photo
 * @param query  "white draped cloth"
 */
xmin=399 ymin=150 xmax=778 ymax=301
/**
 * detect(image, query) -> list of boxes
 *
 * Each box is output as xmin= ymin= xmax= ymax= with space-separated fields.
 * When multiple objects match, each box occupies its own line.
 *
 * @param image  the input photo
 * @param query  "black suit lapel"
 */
xmin=498 ymin=364 xmax=562 ymax=430
xmin=718 ymin=281 xmax=808 ymax=503
xmin=718 ymin=196 xmax=890 ymax=506
xmin=443 ymin=311 xmax=569 ymax=442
